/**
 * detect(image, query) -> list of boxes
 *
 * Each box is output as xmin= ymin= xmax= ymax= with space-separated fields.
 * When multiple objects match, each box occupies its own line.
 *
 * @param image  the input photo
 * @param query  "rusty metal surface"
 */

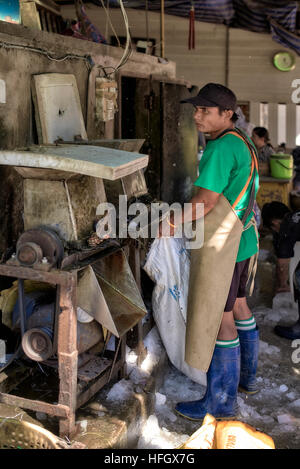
xmin=16 ymin=242 xmax=43 ymax=267
xmin=76 ymin=359 xmax=124 ymax=410
xmin=0 ymin=264 xmax=73 ymax=286
xmin=77 ymin=356 xmax=112 ymax=383
xmin=17 ymin=227 xmax=64 ymax=267
xmin=61 ymin=241 xmax=120 ymax=270
xmin=0 ymin=248 xmax=134 ymax=437
xmin=57 ymin=274 xmax=78 ymax=437
xmin=92 ymin=249 xmax=147 ymax=337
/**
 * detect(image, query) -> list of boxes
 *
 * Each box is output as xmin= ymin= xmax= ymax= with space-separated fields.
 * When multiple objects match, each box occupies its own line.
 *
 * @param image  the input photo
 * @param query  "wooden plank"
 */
xmin=0 ymin=393 xmax=69 ymax=418
xmin=0 ymin=145 xmax=149 ymax=180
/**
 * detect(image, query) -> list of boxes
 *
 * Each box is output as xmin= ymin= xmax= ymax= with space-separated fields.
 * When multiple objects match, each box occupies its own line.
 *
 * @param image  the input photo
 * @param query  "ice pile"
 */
xmin=106 ymin=379 xmax=135 ymax=402
xmin=253 ymin=292 xmax=298 ymax=325
xmin=259 ymin=340 xmax=280 ymax=356
xmin=137 ymin=415 xmax=189 ymax=449
xmin=237 ymin=396 xmax=272 ymax=423
xmin=141 ymin=327 xmax=164 ymax=373
xmin=155 ymin=392 xmax=177 ymax=423
xmin=159 ymin=364 xmax=204 ymax=403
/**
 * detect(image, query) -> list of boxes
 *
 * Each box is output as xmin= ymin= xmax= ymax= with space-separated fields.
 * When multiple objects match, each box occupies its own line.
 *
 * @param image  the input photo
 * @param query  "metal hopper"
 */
xmin=77 ymin=249 xmax=147 ymax=338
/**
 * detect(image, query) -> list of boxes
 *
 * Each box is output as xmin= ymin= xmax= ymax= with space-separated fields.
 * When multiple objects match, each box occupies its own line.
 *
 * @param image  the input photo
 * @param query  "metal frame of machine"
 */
xmin=0 ymin=73 xmax=152 ymax=438
xmin=0 ymin=245 xmax=127 ymax=437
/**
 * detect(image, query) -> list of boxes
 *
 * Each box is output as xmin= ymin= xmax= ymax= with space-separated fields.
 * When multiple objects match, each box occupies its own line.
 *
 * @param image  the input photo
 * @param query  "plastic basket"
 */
xmin=270 ymin=154 xmax=293 ymax=179
xmin=0 ymin=418 xmax=59 ymax=449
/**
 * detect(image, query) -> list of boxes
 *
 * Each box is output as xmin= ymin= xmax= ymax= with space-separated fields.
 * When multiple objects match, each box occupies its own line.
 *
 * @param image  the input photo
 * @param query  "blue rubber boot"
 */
xmin=238 ymin=327 xmax=259 ymax=395
xmin=175 ymin=345 xmax=240 ymax=421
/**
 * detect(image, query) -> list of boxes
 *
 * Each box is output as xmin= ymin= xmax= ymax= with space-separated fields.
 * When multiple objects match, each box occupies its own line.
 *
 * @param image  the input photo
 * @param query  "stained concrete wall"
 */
xmin=0 ymin=20 xmax=176 ymax=256
xmin=60 ymin=6 xmax=300 ymax=103
xmin=60 ymin=5 xmax=300 ymax=146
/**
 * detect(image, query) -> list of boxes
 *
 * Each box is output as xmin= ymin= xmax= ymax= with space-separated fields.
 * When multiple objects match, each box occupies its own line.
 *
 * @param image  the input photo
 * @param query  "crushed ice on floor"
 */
xmin=105 ymin=290 xmax=300 ymax=449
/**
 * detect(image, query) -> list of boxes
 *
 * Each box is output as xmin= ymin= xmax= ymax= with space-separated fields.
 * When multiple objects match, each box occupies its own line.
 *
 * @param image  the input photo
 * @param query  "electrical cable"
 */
xmin=0 ymin=39 xmax=93 ymax=67
xmin=99 ymin=0 xmax=121 ymax=47
xmin=113 ymin=0 xmax=133 ymax=72
xmin=84 ymin=0 xmax=132 ymax=74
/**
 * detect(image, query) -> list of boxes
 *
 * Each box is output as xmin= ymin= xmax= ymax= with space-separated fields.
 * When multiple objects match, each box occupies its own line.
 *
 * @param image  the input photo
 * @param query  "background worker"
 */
xmin=251 ymin=127 xmax=275 ymax=163
xmin=261 ymin=201 xmax=300 ymax=340
xmin=164 ymin=83 xmax=260 ymax=421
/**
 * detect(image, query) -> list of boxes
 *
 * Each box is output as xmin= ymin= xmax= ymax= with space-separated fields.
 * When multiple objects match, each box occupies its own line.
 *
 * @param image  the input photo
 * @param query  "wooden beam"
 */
xmin=0 ymin=393 xmax=69 ymax=418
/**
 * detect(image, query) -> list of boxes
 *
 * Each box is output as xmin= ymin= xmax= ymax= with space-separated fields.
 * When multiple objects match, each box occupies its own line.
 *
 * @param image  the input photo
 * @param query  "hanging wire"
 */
xmin=113 ymin=0 xmax=133 ymax=72
xmin=99 ymin=0 xmax=121 ymax=47
xmin=146 ymin=0 xmax=149 ymax=47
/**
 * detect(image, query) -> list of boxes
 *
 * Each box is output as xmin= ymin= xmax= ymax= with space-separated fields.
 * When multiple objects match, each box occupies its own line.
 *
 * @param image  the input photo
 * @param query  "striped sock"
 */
xmin=235 ymin=316 xmax=257 ymax=331
xmin=216 ymin=336 xmax=240 ymax=348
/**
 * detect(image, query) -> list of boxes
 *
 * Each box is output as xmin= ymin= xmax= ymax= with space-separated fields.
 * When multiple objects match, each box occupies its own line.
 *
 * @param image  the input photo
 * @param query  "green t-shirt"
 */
xmin=194 ymin=132 xmax=259 ymax=262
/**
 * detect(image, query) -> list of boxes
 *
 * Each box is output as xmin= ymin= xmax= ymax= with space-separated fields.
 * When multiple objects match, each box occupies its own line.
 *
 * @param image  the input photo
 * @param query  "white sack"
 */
xmin=143 ymin=237 xmax=206 ymax=385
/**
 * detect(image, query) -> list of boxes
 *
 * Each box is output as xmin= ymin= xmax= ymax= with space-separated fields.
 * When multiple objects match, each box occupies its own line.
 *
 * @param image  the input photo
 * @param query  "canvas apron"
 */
xmin=185 ymin=129 xmax=258 ymax=372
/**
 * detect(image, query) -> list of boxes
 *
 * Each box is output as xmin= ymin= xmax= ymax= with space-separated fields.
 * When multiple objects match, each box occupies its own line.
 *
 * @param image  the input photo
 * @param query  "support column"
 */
xmin=58 ymin=272 xmax=78 ymax=438
xmin=286 ymin=104 xmax=297 ymax=150
xmin=268 ymin=103 xmax=278 ymax=148
xmin=250 ymin=102 xmax=260 ymax=127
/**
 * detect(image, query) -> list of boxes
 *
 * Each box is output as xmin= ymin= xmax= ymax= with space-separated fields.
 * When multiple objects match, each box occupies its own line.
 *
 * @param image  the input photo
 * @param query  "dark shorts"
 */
xmin=224 ymin=258 xmax=250 ymax=312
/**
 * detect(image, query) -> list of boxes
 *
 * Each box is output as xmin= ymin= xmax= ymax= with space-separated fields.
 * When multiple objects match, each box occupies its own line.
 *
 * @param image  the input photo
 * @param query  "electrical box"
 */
xmin=95 ymin=78 xmax=118 ymax=122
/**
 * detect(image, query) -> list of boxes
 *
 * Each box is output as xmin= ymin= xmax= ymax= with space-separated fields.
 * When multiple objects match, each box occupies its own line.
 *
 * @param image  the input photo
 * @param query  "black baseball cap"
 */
xmin=181 ymin=83 xmax=237 ymax=110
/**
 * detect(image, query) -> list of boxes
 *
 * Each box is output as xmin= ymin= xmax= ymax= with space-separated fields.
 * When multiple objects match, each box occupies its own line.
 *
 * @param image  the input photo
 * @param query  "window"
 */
xmin=296 ymin=105 xmax=300 ymax=146
xmin=259 ymin=102 xmax=268 ymax=128
xmin=277 ymin=104 xmax=287 ymax=146
xmin=0 ymin=79 xmax=5 ymax=104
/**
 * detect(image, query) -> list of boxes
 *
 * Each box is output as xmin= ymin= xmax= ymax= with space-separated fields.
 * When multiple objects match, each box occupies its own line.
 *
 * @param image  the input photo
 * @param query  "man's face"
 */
xmin=251 ymin=132 xmax=265 ymax=150
xmin=193 ymin=106 xmax=233 ymax=133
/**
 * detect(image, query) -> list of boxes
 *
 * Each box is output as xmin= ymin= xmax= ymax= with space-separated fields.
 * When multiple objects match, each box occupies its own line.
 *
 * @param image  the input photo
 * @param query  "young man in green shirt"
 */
xmin=171 ymin=83 xmax=260 ymax=420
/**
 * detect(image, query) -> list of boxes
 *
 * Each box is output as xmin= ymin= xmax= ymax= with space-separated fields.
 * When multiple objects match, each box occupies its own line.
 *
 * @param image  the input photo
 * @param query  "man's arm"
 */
xmin=166 ymin=188 xmax=220 ymax=233
xmin=183 ymin=187 xmax=220 ymax=222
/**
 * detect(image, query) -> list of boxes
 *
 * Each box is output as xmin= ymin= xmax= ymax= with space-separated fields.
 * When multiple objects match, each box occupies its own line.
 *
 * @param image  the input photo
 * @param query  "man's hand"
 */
xmin=158 ymin=215 xmax=176 ymax=238
xmin=157 ymin=187 xmax=220 ymax=238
